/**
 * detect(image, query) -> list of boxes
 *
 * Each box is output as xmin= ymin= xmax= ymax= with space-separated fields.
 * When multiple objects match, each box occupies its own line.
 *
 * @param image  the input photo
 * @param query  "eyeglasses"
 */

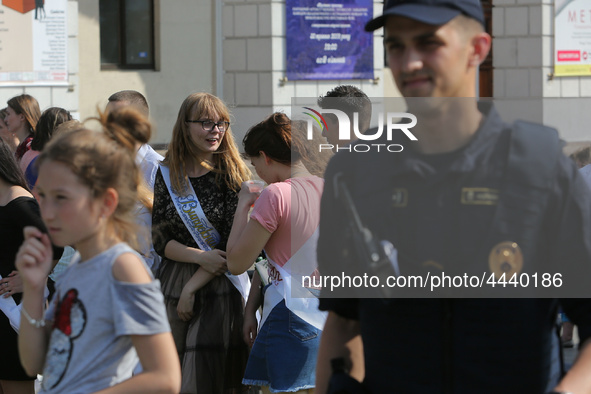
xmin=186 ymin=120 xmax=230 ymax=132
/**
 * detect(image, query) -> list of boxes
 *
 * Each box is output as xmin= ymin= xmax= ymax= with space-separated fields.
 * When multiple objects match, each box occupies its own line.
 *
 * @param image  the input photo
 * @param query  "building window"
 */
xmin=99 ymin=0 xmax=155 ymax=70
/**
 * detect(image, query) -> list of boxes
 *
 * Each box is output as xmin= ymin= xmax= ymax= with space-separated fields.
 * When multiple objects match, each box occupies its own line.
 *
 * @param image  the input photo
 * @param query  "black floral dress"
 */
xmin=152 ymin=168 xmax=249 ymax=394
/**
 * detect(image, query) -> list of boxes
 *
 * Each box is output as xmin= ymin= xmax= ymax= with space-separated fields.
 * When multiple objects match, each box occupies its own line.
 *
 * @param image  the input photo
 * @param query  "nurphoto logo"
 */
xmin=303 ymin=107 xmax=418 ymax=153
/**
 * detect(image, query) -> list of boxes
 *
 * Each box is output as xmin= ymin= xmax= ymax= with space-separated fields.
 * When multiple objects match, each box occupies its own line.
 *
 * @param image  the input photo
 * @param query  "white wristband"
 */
xmin=21 ymin=307 xmax=45 ymax=328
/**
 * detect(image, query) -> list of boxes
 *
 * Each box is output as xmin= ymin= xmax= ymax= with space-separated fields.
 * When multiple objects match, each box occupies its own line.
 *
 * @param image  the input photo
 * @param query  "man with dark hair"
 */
xmin=316 ymin=0 xmax=591 ymax=393
xmin=106 ymin=90 xmax=163 ymax=272
xmin=106 ymin=90 xmax=161 ymax=188
xmin=317 ymin=85 xmax=372 ymax=150
xmin=107 ymin=90 xmax=150 ymax=118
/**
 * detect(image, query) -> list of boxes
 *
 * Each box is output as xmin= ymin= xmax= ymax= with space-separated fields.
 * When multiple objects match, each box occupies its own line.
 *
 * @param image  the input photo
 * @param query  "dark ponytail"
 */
xmin=243 ymin=112 xmax=332 ymax=177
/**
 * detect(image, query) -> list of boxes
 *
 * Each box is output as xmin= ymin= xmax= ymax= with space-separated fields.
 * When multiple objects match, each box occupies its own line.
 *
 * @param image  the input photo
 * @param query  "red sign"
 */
xmin=557 ymin=50 xmax=581 ymax=61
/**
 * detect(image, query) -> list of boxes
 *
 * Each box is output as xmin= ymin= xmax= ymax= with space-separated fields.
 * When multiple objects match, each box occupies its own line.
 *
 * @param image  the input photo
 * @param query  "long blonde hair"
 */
xmin=163 ymin=92 xmax=250 ymax=192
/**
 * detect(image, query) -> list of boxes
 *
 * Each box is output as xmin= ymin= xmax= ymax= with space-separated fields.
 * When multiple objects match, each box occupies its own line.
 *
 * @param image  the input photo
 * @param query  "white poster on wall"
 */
xmin=0 ymin=0 xmax=68 ymax=85
xmin=555 ymin=0 xmax=591 ymax=76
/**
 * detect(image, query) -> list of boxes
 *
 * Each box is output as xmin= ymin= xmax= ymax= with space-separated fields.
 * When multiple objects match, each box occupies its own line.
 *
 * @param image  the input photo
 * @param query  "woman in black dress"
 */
xmin=152 ymin=92 xmax=251 ymax=393
xmin=0 ymin=138 xmax=44 ymax=394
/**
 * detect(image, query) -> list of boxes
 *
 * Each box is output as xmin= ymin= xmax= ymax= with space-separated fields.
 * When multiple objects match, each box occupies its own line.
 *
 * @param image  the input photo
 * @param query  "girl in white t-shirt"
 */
xmin=15 ymin=107 xmax=180 ymax=394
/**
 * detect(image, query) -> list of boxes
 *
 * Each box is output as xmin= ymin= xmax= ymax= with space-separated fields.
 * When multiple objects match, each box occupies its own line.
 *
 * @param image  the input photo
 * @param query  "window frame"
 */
xmin=100 ymin=0 xmax=155 ymax=71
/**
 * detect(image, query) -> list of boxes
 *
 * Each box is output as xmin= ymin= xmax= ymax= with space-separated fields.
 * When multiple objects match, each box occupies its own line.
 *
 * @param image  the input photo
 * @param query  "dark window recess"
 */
xmin=99 ymin=0 xmax=154 ymax=70
xmin=479 ymin=0 xmax=493 ymax=97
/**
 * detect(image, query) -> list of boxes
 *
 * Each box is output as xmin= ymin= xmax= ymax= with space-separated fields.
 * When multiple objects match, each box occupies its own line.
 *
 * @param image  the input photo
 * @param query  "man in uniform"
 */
xmin=315 ymin=0 xmax=591 ymax=393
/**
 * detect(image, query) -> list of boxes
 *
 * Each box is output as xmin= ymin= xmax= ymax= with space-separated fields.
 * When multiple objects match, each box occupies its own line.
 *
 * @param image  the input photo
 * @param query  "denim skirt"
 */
xmin=243 ymin=297 xmax=321 ymax=392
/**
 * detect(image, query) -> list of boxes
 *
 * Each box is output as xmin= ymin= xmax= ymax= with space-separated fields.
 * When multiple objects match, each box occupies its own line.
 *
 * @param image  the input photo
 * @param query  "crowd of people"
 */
xmin=0 ymin=85 xmax=350 ymax=393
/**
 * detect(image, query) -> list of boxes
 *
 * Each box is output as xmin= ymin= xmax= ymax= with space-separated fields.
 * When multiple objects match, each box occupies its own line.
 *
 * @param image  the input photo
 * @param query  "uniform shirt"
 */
xmin=318 ymin=103 xmax=591 ymax=393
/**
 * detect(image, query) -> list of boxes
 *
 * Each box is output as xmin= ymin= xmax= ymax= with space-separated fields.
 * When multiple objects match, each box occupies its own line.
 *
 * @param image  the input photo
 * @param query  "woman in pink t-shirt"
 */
xmin=227 ymin=112 xmax=329 ymax=393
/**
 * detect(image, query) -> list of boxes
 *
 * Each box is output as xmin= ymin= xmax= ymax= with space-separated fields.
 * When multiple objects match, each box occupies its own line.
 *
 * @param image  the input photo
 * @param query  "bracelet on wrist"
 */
xmin=21 ymin=306 xmax=46 ymax=328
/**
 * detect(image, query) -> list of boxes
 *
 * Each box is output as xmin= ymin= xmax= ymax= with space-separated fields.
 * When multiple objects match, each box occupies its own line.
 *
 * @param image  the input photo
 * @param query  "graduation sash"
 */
xmin=160 ymin=165 xmax=251 ymax=302
xmin=261 ymin=229 xmax=327 ymax=330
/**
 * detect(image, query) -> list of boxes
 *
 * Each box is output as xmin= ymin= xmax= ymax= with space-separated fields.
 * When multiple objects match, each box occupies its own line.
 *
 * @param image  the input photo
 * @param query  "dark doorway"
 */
xmin=480 ymin=0 xmax=493 ymax=97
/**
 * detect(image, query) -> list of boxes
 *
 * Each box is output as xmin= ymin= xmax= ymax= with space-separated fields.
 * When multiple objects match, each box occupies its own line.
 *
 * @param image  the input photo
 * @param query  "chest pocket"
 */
xmin=413 ymin=177 xmax=502 ymax=276
xmin=460 ymin=122 xmax=560 ymax=279
xmin=457 ymin=184 xmax=502 ymax=274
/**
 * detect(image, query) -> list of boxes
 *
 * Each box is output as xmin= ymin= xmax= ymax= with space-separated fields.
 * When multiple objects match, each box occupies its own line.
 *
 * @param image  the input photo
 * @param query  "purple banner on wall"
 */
xmin=286 ymin=0 xmax=374 ymax=80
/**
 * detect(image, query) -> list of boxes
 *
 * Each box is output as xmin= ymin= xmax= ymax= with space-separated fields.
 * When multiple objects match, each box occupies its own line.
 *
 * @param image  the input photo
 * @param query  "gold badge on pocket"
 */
xmin=391 ymin=188 xmax=408 ymax=208
xmin=488 ymin=241 xmax=523 ymax=279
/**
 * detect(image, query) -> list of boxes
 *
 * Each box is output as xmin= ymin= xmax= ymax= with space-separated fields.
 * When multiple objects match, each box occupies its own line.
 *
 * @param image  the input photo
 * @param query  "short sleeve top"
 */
xmin=250 ymin=176 xmax=324 ymax=266
xmin=41 ymin=243 xmax=170 ymax=394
